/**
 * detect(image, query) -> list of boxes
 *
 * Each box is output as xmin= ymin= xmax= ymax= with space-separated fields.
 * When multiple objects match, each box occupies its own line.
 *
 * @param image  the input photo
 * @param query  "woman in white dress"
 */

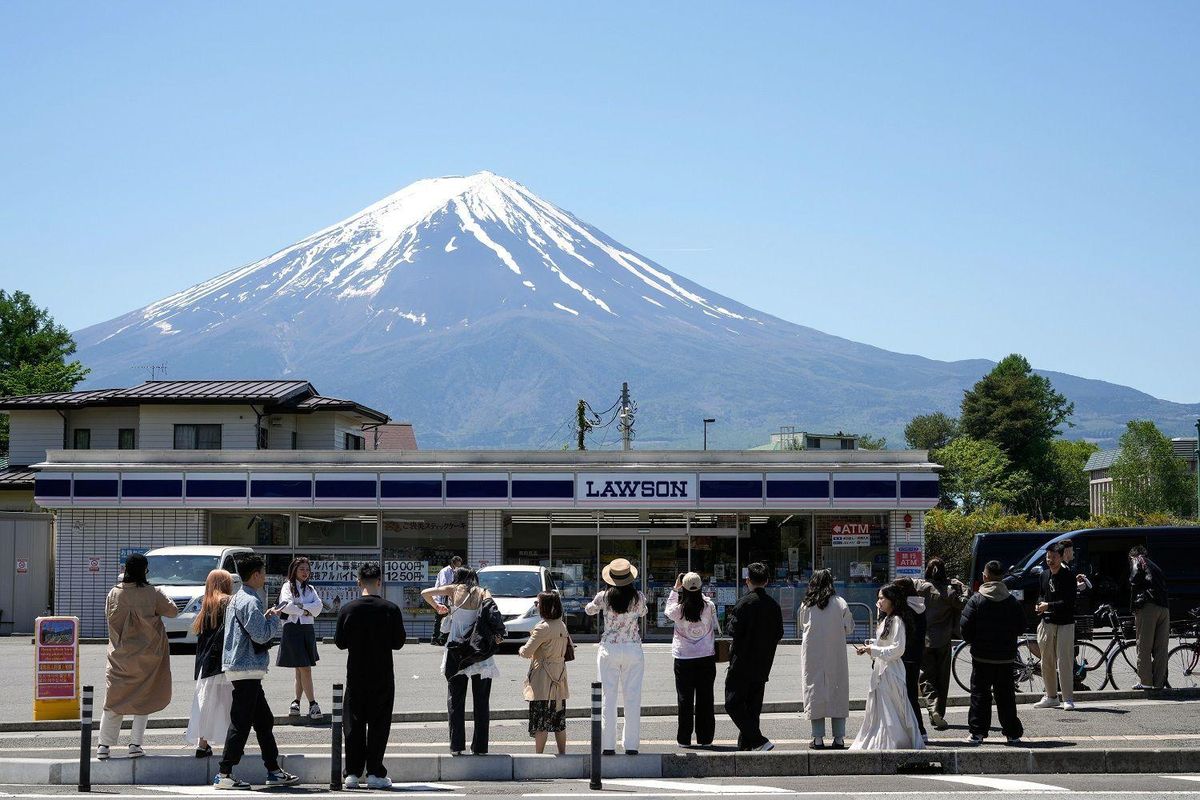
xmin=849 ymin=583 xmax=925 ymax=751
xmin=186 ymin=569 xmax=234 ymax=758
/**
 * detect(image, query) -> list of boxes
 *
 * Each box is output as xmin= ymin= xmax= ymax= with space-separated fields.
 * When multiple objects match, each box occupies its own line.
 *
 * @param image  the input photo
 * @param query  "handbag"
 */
xmin=713 ymin=611 xmax=731 ymax=663
xmin=564 ymin=634 xmax=576 ymax=662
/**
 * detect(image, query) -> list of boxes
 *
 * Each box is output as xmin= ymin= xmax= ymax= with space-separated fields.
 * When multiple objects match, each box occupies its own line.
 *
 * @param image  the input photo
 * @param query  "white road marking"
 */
xmin=920 ymin=775 xmax=1069 ymax=792
xmin=599 ymin=779 xmax=794 ymax=794
xmin=141 ymin=787 xmax=462 ymax=796
xmin=1162 ymin=776 xmax=1200 ymax=783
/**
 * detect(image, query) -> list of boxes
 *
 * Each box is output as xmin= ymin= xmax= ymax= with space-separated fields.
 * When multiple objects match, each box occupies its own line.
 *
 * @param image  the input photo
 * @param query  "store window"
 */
xmin=741 ymin=513 xmax=813 ymax=634
xmin=504 ymin=513 xmax=551 ymax=567
xmin=688 ymin=513 xmax=740 ymax=628
xmin=209 ymin=512 xmax=290 ymax=547
xmin=298 ymin=513 xmax=379 ymax=548
xmin=815 ymin=514 xmax=889 ymax=610
xmin=382 ymin=512 xmax=469 ymax=636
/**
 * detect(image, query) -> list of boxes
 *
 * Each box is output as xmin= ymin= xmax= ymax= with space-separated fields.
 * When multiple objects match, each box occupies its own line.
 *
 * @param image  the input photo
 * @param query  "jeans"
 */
xmin=903 ymin=659 xmax=927 ymax=735
xmin=1135 ymin=603 xmax=1171 ymax=689
xmin=345 ymin=687 xmax=394 ymax=778
xmin=724 ymin=676 xmax=767 ymax=750
xmin=1036 ymin=621 xmax=1075 ymax=701
xmin=597 ymin=642 xmax=644 ymax=751
xmin=98 ymin=711 xmax=148 ymax=746
xmin=810 ymin=717 xmax=846 ymax=740
xmin=920 ymin=644 xmax=953 ymax=718
xmin=968 ymin=661 xmax=1023 ymax=739
xmin=220 ymin=679 xmax=280 ymax=774
xmin=447 ymin=674 xmax=491 ymax=754
xmin=673 ymin=656 xmax=716 ymax=746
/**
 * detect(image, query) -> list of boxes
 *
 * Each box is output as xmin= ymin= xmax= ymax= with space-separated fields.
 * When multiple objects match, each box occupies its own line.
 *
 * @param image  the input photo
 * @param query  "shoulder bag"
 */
xmin=712 ymin=607 xmax=732 ymax=663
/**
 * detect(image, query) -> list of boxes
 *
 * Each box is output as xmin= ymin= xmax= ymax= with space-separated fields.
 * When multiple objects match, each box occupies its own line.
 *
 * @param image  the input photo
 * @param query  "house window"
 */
xmin=117 ymin=428 xmax=136 ymax=449
xmin=841 ymin=438 xmax=855 ymax=450
xmin=344 ymin=432 xmax=365 ymax=450
xmin=174 ymin=424 xmax=222 ymax=450
xmin=805 ymin=436 xmax=821 ymax=449
xmin=73 ymin=429 xmax=91 ymax=450
xmin=257 ymin=426 xmax=269 ymax=450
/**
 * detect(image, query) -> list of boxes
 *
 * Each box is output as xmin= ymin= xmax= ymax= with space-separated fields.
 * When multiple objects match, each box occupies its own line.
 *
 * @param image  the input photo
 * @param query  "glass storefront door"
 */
xmin=550 ymin=533 xmax=599 ymax=636
xmin=645 ymin=537 xmax=688 ymax=636
xmin=688 ymin=533 xmax=739 ymax=629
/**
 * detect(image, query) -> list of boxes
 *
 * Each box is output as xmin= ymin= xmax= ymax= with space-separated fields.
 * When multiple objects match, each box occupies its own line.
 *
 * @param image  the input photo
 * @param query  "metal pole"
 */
xmin=79 ymin=685 xmax=93 ymax=792
xmin=330 ymin=683 xmax=343 ymax=790
xmin=589 ymin=681 xmax=602 ymax=790
xmin=1194 ymin=418 xmax=1199 ymax=519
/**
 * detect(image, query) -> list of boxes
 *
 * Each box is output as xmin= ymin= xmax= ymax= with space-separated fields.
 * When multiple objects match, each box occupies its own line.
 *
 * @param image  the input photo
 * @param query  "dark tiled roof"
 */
xmin=374 ymin=423 xmax=418 ymax=450
xmin=278 ymin=395 xmax=390 ymax=423
xmin=1084 ymin=450 xmax=1118 ymax=472
xmin=0 ymin=467 xmax=36 ymax=488
xmin=0 ymin=389 xmax=122 ymax=409
xmin=109 ymin=380 xmax=314 ymax=403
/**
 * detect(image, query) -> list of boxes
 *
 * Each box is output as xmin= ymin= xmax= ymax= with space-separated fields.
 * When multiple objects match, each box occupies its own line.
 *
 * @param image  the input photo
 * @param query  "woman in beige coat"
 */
xmin=519 ymin=591 xmax=570 ymax=754
xmin=98 ymin=553 xmax=178 ymax=760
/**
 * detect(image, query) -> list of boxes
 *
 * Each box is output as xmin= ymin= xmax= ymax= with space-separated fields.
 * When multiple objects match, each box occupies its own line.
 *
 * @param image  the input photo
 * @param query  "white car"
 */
xmin=476 ymin=565 xmax=557 ymax=640
xmin=143 ymin=546 xmax=253 ymax=644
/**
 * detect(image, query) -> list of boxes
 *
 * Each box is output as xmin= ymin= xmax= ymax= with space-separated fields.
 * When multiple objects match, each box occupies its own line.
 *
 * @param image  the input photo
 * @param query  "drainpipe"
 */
xmin=251 ymin=405 xmax=265 ymax=450
xmin=362 ymin=423 xmax=384 ymax=450
xmin=57 ymin=410 xmax=68 ymax=449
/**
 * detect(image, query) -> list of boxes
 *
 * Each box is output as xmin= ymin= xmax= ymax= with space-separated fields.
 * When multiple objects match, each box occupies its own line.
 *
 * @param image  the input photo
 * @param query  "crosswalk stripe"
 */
xmin=598 ymin=779 xmax=794 ymax=794
xmin=1162 ymin=776 xmax=1200 ymax=784
xmin=919 ymin=775 xmax=1069 ymax=792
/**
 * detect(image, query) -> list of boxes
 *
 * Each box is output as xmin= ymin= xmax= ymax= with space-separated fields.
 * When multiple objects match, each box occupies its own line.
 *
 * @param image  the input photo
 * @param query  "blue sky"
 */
xmin=2 ymin=3 xmax=1197 ymax=402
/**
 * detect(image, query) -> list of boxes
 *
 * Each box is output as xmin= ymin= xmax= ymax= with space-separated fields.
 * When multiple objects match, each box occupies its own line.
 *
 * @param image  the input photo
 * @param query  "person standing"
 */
xmin=959 ymin=560 xmax=1026 ymax=746
xmin=1033 ymin=543 xmax=1077 ymax=711
xmin=97 ymin=553 xmax=178 ymax=760
xmin=277 ymin=557 xmax=323 ymax=720
xmin=432 ymin=556 xmax=463 ymax=644
xmin=187 ymin=569 xmax=234 ymax=758
xmin=725 ymin=562 xmax=784 ymax=752
xmin=519 ymin=592 xmax=571 ymax=755
xmin=335 ymin=562 xmax=407 ymax=789
xmin=665 ymin=571 xmax=718 ymax=748
xmin=849 ymin=584 xmax=924 ymax=750
xmin=917 ymin=558 xmax=965 ymax=731
xmin=893 ymin=578 xmax=929 ymax=743
xmin=585 ymin=558 xmax=648 ymax=755
xmin=215 ymin=554 xmax=299 ymax=790
xmin=799 ymin=569 xmax=854 ymax=750
xmin=1129 ymin=545 xmax=1171 ymax=690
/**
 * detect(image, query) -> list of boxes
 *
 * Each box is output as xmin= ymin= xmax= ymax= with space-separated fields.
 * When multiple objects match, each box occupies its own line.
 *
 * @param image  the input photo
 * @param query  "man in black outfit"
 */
xmin=960 ymin=560 xmax=1026 ymax=746
xmin=724 ymin=562 xmax=784 ymax=751
xmin=335 ymin=562 xmax=406 ymax=789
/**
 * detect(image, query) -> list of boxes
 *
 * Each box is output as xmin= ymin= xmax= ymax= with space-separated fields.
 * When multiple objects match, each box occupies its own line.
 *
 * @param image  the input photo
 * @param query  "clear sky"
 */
xmin=2 ymin=3 xmax=1197 ymax=402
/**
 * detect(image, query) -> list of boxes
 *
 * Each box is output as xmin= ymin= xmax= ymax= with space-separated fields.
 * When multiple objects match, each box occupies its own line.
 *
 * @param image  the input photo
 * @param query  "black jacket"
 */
xmin=1130 ymin=556 xmax=1169 ymax=610
xmin=1039 ymin=563 xmax=1077 ymax=624
xmin=334 ymin=593 xmax=406 ymax=700
xmin=960 ymin=581 xmax=1025 ymax=664
xmin=726 ymin=587 xmax=784 ymax=684
xmin=194 ymin=617 xmax=225 ymax=680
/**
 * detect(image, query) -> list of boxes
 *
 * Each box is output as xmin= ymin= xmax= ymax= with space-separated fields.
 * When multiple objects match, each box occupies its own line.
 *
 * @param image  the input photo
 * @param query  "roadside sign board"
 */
xmin=16 ymin=559 xmax=29 ymax=574
xmin=33 ymin=616 xmax=80 ymax=721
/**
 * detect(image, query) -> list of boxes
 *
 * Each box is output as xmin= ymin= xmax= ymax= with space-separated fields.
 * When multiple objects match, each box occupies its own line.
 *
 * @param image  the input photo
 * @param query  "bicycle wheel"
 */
xmin=1167 ymin=644 xmax=1200 ymax=689
xmin=1069 ymin=641 xmax=1107 ymax=689
xmin=1013 ymin=639 xmax=1044 ymax=695
xmin=1106 ymin=641 xmax=1140 ymax=690
xmin=952 ymin=640 xmax=972 ymax=692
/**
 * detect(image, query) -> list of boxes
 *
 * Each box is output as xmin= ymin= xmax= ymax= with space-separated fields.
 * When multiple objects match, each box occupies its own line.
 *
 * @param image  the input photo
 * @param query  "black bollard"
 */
xmin=589 ymin=681 xmax=602 ymax=790
xmin=330 ymin=683 xmax=343 ymax=790
xmin=79 ymin=685 xmax=93 ymax=792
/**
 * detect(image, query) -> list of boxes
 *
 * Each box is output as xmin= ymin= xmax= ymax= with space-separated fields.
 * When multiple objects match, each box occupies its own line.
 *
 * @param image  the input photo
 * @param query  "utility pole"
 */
xmin=618 ymin=382 xmax=634 ymax=451
xmin=576 ymin=399 xmax=591 ymax=451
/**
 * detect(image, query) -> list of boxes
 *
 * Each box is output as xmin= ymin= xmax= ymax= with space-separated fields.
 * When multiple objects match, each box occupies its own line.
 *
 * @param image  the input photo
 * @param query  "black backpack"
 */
xmin=443 ymin=597 xmax=505 ymax=678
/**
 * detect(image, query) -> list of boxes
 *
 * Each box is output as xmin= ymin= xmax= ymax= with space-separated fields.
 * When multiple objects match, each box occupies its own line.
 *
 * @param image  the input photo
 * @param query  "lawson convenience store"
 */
xmin=34 ymin=449 xmax=939 ymax=639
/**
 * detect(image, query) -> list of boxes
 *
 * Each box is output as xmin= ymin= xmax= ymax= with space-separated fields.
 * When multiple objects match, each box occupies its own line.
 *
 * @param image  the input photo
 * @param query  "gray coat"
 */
xmin=799 ymin=594 xmax=855 ymax=720
xmin=918 ymin=578 xmax=965 ymax=649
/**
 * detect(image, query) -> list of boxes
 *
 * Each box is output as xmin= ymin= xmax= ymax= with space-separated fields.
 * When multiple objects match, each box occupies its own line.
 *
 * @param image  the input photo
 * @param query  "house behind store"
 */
xmin=1084 ymin=437 xmax=1199 ymax=516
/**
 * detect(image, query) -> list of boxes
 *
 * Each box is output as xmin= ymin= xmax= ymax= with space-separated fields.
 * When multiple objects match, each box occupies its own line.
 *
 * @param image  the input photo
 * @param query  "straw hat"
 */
xmin=601 ymin=557 xmax=638 ymax=587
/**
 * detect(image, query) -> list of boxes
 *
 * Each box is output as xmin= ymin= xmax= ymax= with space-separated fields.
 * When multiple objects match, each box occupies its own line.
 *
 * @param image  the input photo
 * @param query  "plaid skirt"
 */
xmin=528 ymin=699 xmax=567 ymax=734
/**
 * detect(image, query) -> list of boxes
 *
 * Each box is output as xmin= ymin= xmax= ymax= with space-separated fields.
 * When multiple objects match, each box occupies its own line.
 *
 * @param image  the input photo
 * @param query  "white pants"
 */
xmin=99 ymin=710 xmax=148 ymax=746
xmin=597 ymin=642 xmax=644 ymax=751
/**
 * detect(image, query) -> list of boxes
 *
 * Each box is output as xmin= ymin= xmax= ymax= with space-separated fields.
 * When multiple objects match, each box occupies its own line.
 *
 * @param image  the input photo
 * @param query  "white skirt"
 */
xmin=186 ymin=673 xmax=232 ymax=746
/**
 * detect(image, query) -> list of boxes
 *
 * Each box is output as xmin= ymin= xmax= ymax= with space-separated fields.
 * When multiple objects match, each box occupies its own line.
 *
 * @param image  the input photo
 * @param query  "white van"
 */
xmin=476 ymin=565 xmax=556 ymax=640
xmin=143 ymin=546 xmax=253 ymax=643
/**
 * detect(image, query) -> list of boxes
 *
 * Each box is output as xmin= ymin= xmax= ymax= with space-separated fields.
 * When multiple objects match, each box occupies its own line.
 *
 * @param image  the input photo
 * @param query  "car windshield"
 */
xmin=478 ymin=570 xmax=542 ymax=598
xmin=145 ymin=554 xmax=221 ymax=586
xmin=1009 ymin=547 xmax=1048 ymax=574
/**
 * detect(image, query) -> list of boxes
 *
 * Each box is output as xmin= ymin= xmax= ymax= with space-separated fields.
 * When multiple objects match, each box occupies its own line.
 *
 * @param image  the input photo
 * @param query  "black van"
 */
xmin=1003 ymin=526 xmax=1200 ymax=630
xmin=968 ymin=531 xmax=1061 ymax=591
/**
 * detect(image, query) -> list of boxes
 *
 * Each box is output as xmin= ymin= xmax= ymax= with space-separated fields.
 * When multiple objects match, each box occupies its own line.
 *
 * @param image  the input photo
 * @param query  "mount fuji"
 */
xmin=74 ymin=172 xmax=1200 ymax=448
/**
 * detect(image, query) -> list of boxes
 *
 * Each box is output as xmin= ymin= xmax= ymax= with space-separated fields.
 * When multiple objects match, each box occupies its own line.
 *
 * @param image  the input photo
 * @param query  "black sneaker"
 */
xmin=265 ymin=769 xmax=300 ymax=787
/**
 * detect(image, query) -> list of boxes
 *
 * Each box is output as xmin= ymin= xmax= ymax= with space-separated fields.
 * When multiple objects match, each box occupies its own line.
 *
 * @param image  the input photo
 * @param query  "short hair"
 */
xmin=450 ymin=555 xmax=463 ymax=566
xmin=236 ymin=553 xmax=265 ymax=581
xmin=358 ymin=562 xmax=382 ymax=583
xmin=536 ymin=591 xmax=563 ymax=620
xmin=1048 ymin=542 xmax=1067 ymax=556
xmin=1129 ymin=544 xmax=1147 ymax=558
xmin=1060 ymin=539 xmax=1074 ymax=550
xmin=984 ymin=560 xmax=1004 ymax=579
xmin=122 ymin=553 xmax=149 ymax=586
xmin=747 ymin=562 xmax=770 ymax=586
xmin=892 ymin=577 xmax=916 ymax=596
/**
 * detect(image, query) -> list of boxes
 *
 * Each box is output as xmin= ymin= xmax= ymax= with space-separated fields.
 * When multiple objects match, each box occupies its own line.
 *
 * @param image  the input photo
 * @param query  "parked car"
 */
xmin=476 ymin=565 xmax=557 ymax=640
xmin=142 ymin=545 xmax=253 ymax=643
xmin=968 ymin=531 xmax=1060 ymax=591
xmin=1003 ymin=527 xmax=1200 ymax=630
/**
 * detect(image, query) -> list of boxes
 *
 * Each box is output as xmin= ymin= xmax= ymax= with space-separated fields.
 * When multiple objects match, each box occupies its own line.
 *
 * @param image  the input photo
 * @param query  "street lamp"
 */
xmin=703 ymin=418 xmax=716 ymax=450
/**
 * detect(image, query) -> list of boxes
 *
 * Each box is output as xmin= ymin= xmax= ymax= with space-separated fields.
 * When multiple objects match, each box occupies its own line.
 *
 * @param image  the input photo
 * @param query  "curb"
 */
xmin=1 ymin=747 xmax=1197 ymax=785
xmin=8 ymin=687 xmax=1197 ymax=734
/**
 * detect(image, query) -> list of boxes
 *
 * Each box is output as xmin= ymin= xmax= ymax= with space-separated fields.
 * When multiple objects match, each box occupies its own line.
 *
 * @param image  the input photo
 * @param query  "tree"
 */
xmin=0 ymin=290 xmax=89 ymax=456
xmin=1108 ymin=420 xmax=1196 ymax=518
xmin=960 ymin=354 xmax=1074 ymax=518
xmin=854 ymin=433 xmax=887 ymax=450
xmin=904 ymin=412 xmax=959 ymax=451
xmin=936 ymin=435 xmax=1029 ymax=514
xmin=1029 ymin=438 xmax=1100 ymax=520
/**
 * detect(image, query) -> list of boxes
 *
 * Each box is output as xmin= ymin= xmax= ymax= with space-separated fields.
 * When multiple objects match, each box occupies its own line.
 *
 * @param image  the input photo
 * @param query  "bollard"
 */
xmin=79 ymin=685 xmax=93 ymax=792
xmin=589 ymin=681 xmax=602 ymax=790
xmin=330 ymin=683 xmax=343 ymax=790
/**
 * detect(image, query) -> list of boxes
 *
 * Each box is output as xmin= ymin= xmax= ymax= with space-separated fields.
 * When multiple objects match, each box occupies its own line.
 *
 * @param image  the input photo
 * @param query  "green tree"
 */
xmin=937 ymin=435 xmax=1029 ymax=514
xmin=904 ymin=412 xmax=959 ymax=451
xmin=960 ymin=354 xmax=1074 ymax=518
xmin=1029 ymin=438 xmax=1100 ymax=520
xmin=0 ymin=290 xmax=89 ymax=456
xmin=1108 ymin=420 xmax=1196 ymax=517
xmin=854 ymin=433 xmax=887 ymax=450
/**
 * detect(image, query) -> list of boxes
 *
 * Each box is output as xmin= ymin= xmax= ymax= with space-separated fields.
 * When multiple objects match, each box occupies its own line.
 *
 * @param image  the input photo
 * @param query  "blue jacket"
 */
xmin=222 ymin=586 xmax=281 ymax=674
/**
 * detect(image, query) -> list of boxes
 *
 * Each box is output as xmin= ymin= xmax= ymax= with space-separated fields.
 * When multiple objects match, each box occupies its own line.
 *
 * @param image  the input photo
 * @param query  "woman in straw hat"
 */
xmin=585 ymin=557 xmax=648 ymax=754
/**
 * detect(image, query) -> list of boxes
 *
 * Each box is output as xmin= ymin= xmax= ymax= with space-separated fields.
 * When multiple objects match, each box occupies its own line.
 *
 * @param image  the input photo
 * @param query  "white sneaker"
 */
xmin=366 ymin=776 xmax=393 ymax=789
xmin=344 ymin=775 xmax=361 ymax=789
xmin=265 ymin=770 xmax=300 ymax=787
xmin=1060 ymin=700 xmax=1076 ymax=711
xmin=214 ymin=773 xmax=251 ymax=790
xmin=128 ymin=744 xmax=144 ymax=759
xmin=96 ymin=745 xmax=109 ymax=761
xmin=1032 ymin=696 xmax=1059 ymax=708
xmin=308 ymin=701 xmax=322 ymax=720
xmin=755 ymin=740 xmax=775 ymax=751
xmin=965 ymin=733 xmax=984 ymax=746
xmin=1132 ymin=683 xmax=1150 ymax=690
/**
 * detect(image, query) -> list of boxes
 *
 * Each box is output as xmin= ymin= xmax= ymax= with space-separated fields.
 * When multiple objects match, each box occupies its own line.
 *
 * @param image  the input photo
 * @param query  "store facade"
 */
xmin=34 ymin=450 xmax=938 ymax=639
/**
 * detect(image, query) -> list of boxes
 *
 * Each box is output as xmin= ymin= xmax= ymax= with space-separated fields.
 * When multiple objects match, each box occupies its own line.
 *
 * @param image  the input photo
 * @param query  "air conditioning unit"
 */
xmin=270 ymin=416 xmax=283 ymax=427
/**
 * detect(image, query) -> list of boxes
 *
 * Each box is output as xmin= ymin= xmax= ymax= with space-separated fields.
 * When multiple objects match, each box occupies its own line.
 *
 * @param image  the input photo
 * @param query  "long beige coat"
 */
xmin=103 ymin=583 xmax=178 ymax=715
xmin=519 ymin=618 xmax=570 ymax=702
xmin=799 ymin=594 xmax=855 ymax=720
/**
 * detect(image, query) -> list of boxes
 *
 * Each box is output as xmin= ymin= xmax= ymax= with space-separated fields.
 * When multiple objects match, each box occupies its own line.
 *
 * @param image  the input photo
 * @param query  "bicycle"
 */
xmin=1166 ymin=607 xmax=1200 ymax=689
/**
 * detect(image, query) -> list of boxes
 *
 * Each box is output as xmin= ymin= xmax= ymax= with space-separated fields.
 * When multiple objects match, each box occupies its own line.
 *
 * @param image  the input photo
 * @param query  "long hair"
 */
xmin=450 ymin=568 xmax=484 ymax=609
xmin=121 ymin=553 xmax=149 ymax=587
xmin=925 ymin=557 xmax=947 ymax=584
xmin=879 ymin=583 xmax=914 ymax=639
xmin=606 ymin=582 xmax=638 ymax=614
xmin=192 ymin=569 xmax=234 ymax=634
xmin=803 ymin=569 xmax=836 ymax=610
xmin=680 ymin=586 xmax=706 ymax=623
xmin=286 ymin=557 xmax=311 ymax=598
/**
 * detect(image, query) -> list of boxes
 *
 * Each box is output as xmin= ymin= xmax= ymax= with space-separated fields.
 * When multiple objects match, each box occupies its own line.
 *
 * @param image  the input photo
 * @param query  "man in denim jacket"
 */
xmin=215 ymin=554 xmax=299 ymax=789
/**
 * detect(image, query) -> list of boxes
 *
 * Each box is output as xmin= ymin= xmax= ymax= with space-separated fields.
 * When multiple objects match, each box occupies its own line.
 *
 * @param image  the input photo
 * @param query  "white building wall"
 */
xmin=266 ymin=415 xmax=297 ymax=450
xmin=54 ymin=509 xmax=206 ymax=637
xmin=6 ymin=410 xmax=63 ymax=465
xmin=467 ymin=510 xmax=503 ymax=569
xmin=65 ymin=407 xmax=139 ymax=450
xmin=138 ymin=405 xmax=259 ymax=450
xmin=333 ymin=412 xmax=365 ymax=450
xmin=295 ymin=415 xmax=334 ymax=449
xmin=888 ymin=509 xmax=925 ymax=582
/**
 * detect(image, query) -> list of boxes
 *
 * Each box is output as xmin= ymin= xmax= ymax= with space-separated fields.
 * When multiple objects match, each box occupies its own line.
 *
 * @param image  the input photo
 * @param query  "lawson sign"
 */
xmin=577 ymin=473 xmax=695 ymax=506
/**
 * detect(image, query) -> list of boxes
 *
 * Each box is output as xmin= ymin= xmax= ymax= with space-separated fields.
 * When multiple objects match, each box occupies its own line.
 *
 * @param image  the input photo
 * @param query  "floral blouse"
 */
xmin=585 ymin=590 xmax=648 ymax=644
